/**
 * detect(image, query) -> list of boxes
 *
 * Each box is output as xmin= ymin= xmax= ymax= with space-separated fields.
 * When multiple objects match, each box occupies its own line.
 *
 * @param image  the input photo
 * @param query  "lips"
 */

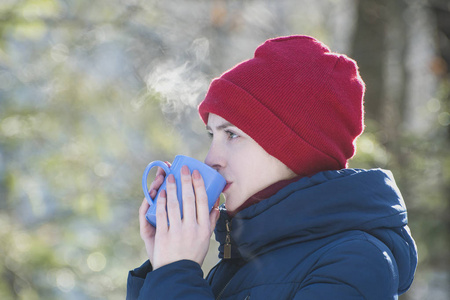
xmin=223 ymin=182 xmax=232 ymax=192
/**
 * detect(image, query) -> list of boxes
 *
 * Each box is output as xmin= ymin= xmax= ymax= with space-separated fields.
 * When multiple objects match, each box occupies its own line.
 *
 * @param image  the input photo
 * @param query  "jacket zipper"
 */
xmin=216 ymin=219 xmax=233 ymax=299
xmin=224 ymin=219 xmax=232 ymax=259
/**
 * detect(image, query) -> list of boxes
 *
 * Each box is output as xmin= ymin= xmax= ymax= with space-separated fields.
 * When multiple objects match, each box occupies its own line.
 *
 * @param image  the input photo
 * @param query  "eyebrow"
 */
xmin=205 ymin=122 xmax=235 ymax=131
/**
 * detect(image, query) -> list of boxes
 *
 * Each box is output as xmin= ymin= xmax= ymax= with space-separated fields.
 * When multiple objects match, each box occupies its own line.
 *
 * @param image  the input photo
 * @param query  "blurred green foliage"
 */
xmin=0 ymin=1 xmax=185 ymax=299
xmin=0 ymin=0 xmax=449 ymax=299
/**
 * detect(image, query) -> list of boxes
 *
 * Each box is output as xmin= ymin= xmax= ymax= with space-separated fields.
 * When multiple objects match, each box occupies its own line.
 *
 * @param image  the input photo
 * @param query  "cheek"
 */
xmin=227 ymin=143 xmax=290 ymax=194
xmin=241 ymin=164 xmax=271 ymax=194
xmin=250 ymin=158 xmax=289 ymax=189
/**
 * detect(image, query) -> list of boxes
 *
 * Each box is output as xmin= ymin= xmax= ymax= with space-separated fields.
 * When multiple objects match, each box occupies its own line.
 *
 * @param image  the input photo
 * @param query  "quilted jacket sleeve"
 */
xmin=294 ymin=234 xmax=400 ymax=300
xmin=126 ymin=260 xmax=152 ymax=300
xmin=126 ymin=260 xmax=215 ymax=300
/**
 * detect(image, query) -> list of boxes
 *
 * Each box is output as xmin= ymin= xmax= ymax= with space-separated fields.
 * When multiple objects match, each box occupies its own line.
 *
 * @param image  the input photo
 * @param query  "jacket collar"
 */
xmin=215 ymin=168 xmax=408 ymax=261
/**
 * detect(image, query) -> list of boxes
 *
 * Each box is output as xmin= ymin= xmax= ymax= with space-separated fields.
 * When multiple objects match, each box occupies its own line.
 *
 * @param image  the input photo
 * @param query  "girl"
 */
xmin=127 ymin=35 xmax=417 ymax=299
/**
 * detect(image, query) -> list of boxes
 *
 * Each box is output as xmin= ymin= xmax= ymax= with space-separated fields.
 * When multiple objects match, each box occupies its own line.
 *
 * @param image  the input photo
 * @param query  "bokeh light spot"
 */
xmin=87 ymin=251 xmax=107 ymax=272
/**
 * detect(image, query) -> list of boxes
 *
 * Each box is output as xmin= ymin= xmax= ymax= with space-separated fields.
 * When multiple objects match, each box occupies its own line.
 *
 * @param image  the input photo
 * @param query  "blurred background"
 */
xmin=0 ymin=0 xmax=449 ymax=299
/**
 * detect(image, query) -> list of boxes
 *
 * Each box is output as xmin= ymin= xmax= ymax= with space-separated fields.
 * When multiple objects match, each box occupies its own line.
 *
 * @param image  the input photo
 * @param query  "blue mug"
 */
xmin=142 ymin=155 xmax=226 ymax=226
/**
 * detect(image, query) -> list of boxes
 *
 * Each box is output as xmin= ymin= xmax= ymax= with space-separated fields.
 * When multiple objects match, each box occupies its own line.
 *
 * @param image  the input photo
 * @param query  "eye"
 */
xmin=225 ymin=130 xmax=238 ymax=140
xmin=207 ymin=131 xmax=213 ymax=138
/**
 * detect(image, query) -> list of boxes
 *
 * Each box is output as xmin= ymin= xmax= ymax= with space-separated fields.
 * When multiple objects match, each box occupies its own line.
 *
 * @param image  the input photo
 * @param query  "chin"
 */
xmin=224 ymin=198 xmax=243 ymax=212
xmin=224 ymin=197 xmax=235 ymax=211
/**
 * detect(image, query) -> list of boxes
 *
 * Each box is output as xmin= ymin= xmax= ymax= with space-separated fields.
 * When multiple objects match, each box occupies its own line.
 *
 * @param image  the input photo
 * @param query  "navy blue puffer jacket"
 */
xmin=127 ymin=169 xmax=417 ymax=299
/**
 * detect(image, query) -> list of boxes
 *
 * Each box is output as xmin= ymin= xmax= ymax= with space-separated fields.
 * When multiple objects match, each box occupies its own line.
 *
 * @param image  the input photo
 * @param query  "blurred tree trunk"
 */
xmin=352 ymin=0 xmax=450 ymax=298
xmin=429 ymin=0 xmax=450 ymax=289
xmin=430 ymin=0 xmax=450 ymax=138
xmin=351 ymin=0 xmax=408 ymax=156
xmin=351 ymin=1 xmax=410 ymax=299
xmin=351 ymin=0 xmax=388 ymax=122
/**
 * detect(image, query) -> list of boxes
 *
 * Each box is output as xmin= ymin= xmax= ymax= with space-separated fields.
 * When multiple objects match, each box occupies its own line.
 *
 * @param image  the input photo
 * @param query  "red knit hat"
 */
xmin=198 ymin=35 xmax=365 ymax=176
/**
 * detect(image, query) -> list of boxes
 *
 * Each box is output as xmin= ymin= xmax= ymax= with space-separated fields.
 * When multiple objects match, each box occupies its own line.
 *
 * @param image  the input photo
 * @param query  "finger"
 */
xmin=155 ymin=190 xmax=168 ymax=233
xmin=213 ymin=197 xmax=220 ymax=210
xmin=149 ymin=174 xmax=165 ymax=199
xmin=180 ymin=165 xmax=196 ymax=223
xmin=148 ymin=165 xmax=168 ymax=198
xmin=209 ymin=206 xmax=220 ymax=233
xmin=156 ymin=166 xmax=166 ymax=177
xmin=192 ymin=170 xmax=209 ymax=225
xmin=139 ymin=198 xmax=155 ymax=237
xmin=149 ymin=165 xmax=167 ymax=195
xmin=166 ymin=174 xmax=182 ymax=228
xmin=209 ymin=198 xmax=220 ymax=230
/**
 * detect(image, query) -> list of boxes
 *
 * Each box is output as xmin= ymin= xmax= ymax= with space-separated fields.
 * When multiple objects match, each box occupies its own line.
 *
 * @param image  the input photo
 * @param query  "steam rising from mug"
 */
xmin=145 ymin=38 xmax=210 ymax=115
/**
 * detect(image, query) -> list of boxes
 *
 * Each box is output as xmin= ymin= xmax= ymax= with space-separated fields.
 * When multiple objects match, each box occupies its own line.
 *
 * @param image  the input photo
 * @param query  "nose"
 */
xmin=204 ymin=140 xmax=225 ymax=171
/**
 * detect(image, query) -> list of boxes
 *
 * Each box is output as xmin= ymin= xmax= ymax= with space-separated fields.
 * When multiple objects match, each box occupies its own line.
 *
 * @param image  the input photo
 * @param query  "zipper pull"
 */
xmin=224 ymin=220 xmax=231 ymax=259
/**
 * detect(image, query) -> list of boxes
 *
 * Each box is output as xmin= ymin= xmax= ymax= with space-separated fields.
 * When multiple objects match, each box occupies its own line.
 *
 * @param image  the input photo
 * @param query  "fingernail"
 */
xmin=181 ymin=165 xmax=190 ymax=175
xmin=168 ymin=174 xmax=175 ymax=183
xmin=192 ymin=170 xmax=201 ymax=180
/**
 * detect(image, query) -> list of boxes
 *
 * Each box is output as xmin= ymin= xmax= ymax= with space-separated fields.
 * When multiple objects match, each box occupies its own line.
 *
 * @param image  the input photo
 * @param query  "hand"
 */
xmin=149 ymin=165 xmax=220 ymax=270
xmin=139 ymin=163 xmax=169 ymax=266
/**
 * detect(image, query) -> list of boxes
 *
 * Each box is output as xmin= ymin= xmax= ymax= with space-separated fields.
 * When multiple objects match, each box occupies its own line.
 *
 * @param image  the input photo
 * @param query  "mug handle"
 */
xmin=142 ymin=161 xmax=171 ymax=205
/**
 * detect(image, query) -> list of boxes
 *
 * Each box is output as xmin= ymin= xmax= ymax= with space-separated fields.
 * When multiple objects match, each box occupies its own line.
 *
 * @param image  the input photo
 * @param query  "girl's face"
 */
xmin=205 ymin=113 xmax=296 ymax=213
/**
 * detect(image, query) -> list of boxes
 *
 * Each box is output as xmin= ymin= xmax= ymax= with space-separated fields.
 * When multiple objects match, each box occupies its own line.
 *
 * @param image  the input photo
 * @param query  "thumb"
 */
xmin=209 ymin=204 xmax=220 ymax=232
